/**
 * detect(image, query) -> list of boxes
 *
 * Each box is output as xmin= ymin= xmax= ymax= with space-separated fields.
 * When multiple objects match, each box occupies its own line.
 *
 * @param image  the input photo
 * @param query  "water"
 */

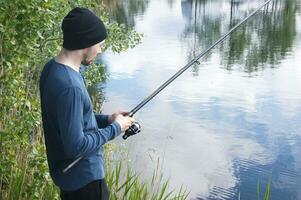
xmin=99 ymin=0 xmax=301 ymax=199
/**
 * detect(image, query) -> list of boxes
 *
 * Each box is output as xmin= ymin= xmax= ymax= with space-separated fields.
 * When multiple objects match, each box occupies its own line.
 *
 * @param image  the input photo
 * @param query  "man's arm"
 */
xmin=56 ymin=87 xmax=121 ymax=159
xmin=95 ymin=114 xmax=110 ymax=128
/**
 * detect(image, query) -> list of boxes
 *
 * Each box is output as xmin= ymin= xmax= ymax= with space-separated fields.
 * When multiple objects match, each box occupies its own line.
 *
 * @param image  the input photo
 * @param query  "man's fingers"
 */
xmin=126 ymin=117 xmax=135 ymax=127
xmin=119 ymin=111 xmax=130 ymax=116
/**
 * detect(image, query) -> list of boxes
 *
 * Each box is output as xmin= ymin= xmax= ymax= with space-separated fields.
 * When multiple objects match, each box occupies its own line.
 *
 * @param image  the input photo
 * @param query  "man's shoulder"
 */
xmin=40 ymin=59 xmax=82 ymax=97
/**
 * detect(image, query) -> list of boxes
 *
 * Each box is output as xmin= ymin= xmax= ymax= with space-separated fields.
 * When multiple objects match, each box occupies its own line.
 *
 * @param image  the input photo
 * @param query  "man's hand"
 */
xmin=108 ymin=111 xmax=129 ymax=124
xmin=108 ymin=111 xmax=135 ymax=133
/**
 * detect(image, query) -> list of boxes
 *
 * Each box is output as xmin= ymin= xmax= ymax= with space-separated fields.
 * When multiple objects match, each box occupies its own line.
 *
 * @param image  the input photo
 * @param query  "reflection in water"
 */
xmin=99 ymin=0 xmax=301 ymax=199
xmin=181 ymin=0 xmax=221 ymax=76
xmin=221 ymin=0 xmax=299 ymax=73
xmin=103 ymin=0 xmax=149 ymax=28
xmin=180 ymin=0 xmax=298 ymax=74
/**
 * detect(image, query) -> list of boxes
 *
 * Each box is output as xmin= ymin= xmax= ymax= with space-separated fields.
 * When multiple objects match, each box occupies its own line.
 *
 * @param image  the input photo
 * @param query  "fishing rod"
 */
xmin=122 ymin=0 xmax=273 ymax=138
xmin=63 ymin=0 xmax=273 ymax=173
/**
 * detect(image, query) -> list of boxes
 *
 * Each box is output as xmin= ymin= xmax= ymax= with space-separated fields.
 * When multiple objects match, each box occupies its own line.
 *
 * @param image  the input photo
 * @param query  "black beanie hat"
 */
xmin=62 ymin=7 xmax=108 ymax=50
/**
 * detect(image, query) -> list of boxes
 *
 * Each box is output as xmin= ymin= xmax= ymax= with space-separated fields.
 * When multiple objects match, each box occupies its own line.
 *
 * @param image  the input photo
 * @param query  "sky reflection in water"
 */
xmin=99 ymin=0 xmax=301 ymax=199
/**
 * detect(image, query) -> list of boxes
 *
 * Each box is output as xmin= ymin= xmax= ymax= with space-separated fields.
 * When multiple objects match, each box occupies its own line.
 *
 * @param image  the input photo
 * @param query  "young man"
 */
xmin=39 ymin=7 xmax=135 ymax=200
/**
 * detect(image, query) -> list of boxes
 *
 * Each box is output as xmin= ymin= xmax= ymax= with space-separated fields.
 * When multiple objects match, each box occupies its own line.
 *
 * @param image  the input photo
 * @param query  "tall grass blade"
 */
xmin=158 ymin=181 xmax=168 ymax=200
xmin=116 ymin=174 xmax=136 ymax=192
xmin=257 ymin=179 xmax=261 ymax=200
xmin=264 ymin=178 xmax=271 ymax=200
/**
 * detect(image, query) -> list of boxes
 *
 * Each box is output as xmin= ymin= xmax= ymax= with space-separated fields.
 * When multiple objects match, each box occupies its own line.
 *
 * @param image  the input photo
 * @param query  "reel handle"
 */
xmin=122 ymin=121 xmax=141 ymax=140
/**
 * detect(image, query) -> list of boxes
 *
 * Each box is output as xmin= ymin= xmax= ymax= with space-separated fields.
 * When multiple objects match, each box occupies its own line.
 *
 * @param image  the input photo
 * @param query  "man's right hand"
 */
xmin=114 ymin=114 xmax=135 ymax=133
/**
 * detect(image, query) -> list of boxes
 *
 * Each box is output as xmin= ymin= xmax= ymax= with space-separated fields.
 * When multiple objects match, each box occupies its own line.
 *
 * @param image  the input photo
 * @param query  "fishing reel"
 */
xmin=122 ymin=121 xmax=141 ymax=140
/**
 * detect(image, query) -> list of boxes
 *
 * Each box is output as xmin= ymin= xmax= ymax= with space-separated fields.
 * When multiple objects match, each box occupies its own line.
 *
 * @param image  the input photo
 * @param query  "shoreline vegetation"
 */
xmin=0 ymin=0 xmax=189 ymax=199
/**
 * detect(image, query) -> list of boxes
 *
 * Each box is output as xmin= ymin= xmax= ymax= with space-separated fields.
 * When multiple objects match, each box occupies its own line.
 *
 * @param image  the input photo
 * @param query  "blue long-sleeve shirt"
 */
xmin=39 ymin=59 xmax=121 ymax=191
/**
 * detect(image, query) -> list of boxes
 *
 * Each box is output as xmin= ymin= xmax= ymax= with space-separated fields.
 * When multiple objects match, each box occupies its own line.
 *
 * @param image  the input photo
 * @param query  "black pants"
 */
xmin=60 ymin=179 xmax=110 ymax=200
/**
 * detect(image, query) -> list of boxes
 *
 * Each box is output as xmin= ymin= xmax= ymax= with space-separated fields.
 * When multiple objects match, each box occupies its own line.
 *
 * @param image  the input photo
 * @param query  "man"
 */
xmin=39 ymin=7 xmax=135 ymax=200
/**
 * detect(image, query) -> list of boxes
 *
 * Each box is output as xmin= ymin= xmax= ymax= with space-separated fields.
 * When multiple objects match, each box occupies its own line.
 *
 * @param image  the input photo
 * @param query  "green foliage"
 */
xmin=257 ymin=178 xmax=271 ymax=200
xmin=106 ymin=22 xmax=143 ymax=53
xmin=105 ymin=160 xmax=189 ymax=200
xmin=0 ymin=144 xmax=59 ymax=200
xmin=82 ymin=63 xmax=108 ymax=87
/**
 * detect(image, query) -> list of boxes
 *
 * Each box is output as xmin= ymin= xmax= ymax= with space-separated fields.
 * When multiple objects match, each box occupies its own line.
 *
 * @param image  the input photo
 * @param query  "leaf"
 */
xmin=37 ymin=31 xmax=44 ymax=39
xmin=25 ymin=100 xmax=31 ymax=110
xmin=264 ymin=178 xmax=271 ymax=200
xmin=257 ymin=179 xmax=261 ymax=200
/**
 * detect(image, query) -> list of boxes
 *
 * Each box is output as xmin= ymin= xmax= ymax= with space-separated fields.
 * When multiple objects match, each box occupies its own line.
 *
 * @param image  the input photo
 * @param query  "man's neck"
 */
xmin=55 ymin=48 xmax=83 ymax=72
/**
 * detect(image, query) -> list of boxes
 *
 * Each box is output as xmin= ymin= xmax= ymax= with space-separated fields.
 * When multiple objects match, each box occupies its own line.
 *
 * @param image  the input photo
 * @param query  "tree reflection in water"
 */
xmin=180 ymin=0 xmax=298 ymax=74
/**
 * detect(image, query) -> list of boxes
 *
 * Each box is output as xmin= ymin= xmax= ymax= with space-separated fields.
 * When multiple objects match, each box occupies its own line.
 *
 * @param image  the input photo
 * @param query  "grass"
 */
xmin=0 ymin=147 xmax=60 ymax=200
xmin=257 ymin=178 xmax=271 ymax=200
xmin=1 ymin=143 xmax=271 ymax=200
xmin=106 ymin=160 xmax=190 ymax=200
xmin=0 ymin=144 xmax=189 ymax=200
xmin=237 ymin=177 xmax=271 ymax=200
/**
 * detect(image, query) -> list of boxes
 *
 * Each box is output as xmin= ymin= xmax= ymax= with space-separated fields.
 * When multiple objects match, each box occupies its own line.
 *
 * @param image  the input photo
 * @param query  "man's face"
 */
xmin=81 ymin=41 xmax=105 ymax=65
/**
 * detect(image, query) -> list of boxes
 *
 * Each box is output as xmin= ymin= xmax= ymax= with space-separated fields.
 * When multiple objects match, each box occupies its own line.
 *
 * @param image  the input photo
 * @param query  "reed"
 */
xmin=257 ymin=178 xmax=271 ymax=200
xmin=0 ymin=147 xmax=59 ymax=200
xmin=1 ymin=145 xmax=189 ymax=200
xmin=106 ymin=160 xmax=190 ymax=200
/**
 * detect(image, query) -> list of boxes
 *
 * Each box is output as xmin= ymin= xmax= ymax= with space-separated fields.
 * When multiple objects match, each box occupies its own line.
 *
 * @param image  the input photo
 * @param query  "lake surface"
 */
xmin=99 ymin=0 xmax=301 ymax=199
